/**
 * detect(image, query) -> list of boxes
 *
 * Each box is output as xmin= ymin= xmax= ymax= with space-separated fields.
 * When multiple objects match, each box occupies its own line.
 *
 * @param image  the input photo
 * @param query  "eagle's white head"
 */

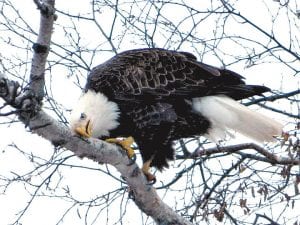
xmin=69 ymin=90 xmax=120 ymax=138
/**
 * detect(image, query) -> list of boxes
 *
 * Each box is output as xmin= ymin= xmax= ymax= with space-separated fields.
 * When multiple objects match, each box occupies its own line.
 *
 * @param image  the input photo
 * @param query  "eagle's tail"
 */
xmin=192 ymin=96 xmax=283 ymax=142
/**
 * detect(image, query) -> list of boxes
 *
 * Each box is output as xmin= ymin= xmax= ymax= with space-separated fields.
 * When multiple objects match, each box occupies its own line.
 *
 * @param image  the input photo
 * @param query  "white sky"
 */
xmin=0 ymin=0 xmax=299 ymax=224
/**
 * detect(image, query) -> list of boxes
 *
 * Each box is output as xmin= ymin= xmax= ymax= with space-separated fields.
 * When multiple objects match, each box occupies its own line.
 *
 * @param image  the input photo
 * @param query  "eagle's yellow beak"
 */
xmin=74 ymin=120 xmax=92 ymax=138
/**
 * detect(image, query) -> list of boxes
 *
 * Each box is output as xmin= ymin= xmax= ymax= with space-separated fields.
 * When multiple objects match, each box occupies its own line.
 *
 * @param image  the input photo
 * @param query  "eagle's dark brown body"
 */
xmin=85 ymin=48 xmax=269 ymax=169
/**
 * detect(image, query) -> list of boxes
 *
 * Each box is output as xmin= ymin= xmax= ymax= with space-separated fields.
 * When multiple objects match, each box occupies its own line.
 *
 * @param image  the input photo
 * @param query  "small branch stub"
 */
xmin=32 ymin=43 xmax=49 ymax=54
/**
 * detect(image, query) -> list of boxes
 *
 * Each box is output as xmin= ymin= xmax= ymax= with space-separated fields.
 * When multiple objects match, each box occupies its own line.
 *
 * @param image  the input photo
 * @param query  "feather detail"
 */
xmin=192 ymin=95 xmax=283 ymax=142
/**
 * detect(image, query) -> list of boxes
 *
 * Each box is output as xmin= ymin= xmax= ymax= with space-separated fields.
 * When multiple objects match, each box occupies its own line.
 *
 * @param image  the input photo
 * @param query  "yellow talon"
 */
xmin=142 ymin=158 xmax=156 ymax=183
xmin=106 ymin=136 xmax=135 ymax=160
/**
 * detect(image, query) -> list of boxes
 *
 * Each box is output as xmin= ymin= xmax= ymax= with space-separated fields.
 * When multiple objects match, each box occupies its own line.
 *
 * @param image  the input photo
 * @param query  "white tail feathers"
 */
xmin=192 ymin=96 xmax=283 ymax=143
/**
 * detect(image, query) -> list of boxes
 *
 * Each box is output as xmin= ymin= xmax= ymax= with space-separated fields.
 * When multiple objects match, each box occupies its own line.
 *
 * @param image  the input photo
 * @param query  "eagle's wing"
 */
xmin=86 ymin=48 xmax=269 ymax=102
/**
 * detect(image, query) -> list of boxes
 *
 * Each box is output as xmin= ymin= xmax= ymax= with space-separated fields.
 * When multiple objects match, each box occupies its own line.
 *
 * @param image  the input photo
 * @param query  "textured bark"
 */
xmin=27 ymin=111 xmax=193 ymax=225
xmin=30 ymin=0 xmax=56 ymax=101
xmin=0 ymin=78 xmax=193 ymax=224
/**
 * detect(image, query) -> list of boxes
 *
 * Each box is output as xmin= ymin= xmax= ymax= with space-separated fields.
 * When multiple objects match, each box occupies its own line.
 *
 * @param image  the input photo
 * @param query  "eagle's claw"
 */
xmin=145 ymin=174 xmax=156 ymax=185
xmin=142 ymin=158 xmax=156 ymax=184
xmin=105 ymin=136 xmax=136 ymax=164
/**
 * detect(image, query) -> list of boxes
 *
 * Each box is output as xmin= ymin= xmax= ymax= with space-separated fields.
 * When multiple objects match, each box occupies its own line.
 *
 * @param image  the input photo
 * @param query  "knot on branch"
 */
xmin=0 ymin=76 xmax=20 ymax=104
xmin=0 ymin=76 xmax=8 ymax=95
xmin=32 ymin=43 xmax=49 ymax=54
xmin=0 ymin=76 xmax=42 ymax=124
xmin=16 ymin=89 xmax=42 ymax=125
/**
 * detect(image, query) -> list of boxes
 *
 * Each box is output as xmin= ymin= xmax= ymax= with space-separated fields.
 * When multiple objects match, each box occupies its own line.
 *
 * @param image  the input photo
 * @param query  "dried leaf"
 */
xmin=257 ymin=187 xmax=263 ymax=195
xmin=296 ymin=175 xmax=300 ymax=184
xmin=264 ymin=185 xmax=269 ymax=201
xmin=294 ymin=180 xmax=299 ymax=195
xmin=239 ymin=198 xmax=247 ymax=208
xmin=213 ymin=209 xmax=224 ymax=222
xmin=251 ymin=186 xmax=256 ymax=198
xmin=213 ymin=204 xmax=226 ymax=222
xmin=239 ymin=198 xmax=250 ymax=214
xmin=285 ymin=193 xmax=291 ymax=202
xmin=239 ymin=164 xmax=246 ymax=173
xmin=281 ymin=166 xmax=290 ymax=178
xmin=282 ymin=132 xmax=290 ymax=148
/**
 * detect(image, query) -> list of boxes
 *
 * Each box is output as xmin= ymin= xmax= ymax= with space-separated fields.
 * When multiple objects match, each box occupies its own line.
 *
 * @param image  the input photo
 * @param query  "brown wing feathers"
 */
xmin=86 ymin=48 xmax=268 ymax=101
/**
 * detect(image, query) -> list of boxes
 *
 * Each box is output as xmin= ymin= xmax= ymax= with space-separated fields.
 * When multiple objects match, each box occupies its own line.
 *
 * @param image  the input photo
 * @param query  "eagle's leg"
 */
xmin=142 ymin=159 xmax=156 ymax=183
xmin=105 ymin=136 xmax=136 ymax=163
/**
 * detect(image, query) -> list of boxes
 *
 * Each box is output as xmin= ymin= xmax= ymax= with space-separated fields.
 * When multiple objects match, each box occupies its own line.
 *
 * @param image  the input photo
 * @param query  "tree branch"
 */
xmin=244 ymin=89 xmax=300 ymax=106
xmin=1 ymin=0 xmax=298 ymax=224
xmin=0 ymin=75 xmax=193 ymax=225
xmin=257 ymin=103 xmax=299 ymax=119
xmin=178 ymin=143 xmax=300 ymax=166
xmin=30 ymin=0 xmax=56 ymax=101
xmin=0 ymin=1 xmax=193 ymax=224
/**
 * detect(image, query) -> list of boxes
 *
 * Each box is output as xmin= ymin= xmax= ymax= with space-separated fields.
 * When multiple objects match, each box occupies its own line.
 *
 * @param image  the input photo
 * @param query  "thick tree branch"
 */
xmin=0 ymin=76 xmax=193 ymax=225
xmin=29 ymin=0 xmax=56 ymax=102
xmin=3 ymin=0 xmax=57 ymax=126
xmin=28 ymin=111 xmax=193 ymax=225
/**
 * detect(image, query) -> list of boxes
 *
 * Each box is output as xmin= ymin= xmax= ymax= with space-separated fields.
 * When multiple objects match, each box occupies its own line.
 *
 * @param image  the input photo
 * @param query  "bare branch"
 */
xmin=258 ymin=102 xmax=299 ymax=119
xmin=244 ymin=89 xmax=300 ymax=106
xmin=178 ymin=143 xmax=300 ymax=166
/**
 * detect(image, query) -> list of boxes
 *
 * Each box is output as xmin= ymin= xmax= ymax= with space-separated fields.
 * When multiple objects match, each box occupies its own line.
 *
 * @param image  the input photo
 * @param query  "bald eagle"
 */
xmin=69 ymin=48 xmax=282 ymax=181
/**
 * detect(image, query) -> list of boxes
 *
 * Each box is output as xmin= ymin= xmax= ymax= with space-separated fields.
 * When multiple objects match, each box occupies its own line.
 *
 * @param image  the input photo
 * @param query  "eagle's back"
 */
xmin=86 ymin=48 xmax=269 ymax=102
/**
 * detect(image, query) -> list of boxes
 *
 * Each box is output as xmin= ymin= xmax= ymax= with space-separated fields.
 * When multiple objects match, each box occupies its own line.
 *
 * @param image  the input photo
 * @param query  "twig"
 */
xmin=254 ymin=213 xmax=281 ymax=225
xmin=244 ymin=89 xmax=300 ymax=106
xmin=180 ymin=143 xmax=300 ymax=166
xmin=257 ymin=103 xmax=300 ymax=119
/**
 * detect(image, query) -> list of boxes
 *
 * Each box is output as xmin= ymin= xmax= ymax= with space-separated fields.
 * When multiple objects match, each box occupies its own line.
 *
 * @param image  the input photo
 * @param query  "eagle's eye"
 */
xmin=80 ymin=113 xmax=87 ymax=120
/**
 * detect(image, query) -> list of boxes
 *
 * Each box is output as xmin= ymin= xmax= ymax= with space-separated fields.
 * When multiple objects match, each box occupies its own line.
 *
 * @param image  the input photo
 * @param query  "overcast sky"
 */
xmin=0 ymin=0 xmax=299 ymax=224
